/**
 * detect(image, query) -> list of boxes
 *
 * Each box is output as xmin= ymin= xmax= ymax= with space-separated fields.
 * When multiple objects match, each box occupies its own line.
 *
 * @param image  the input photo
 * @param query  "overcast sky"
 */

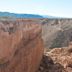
xmin=0 ymin=0 xmax=72 ymax=18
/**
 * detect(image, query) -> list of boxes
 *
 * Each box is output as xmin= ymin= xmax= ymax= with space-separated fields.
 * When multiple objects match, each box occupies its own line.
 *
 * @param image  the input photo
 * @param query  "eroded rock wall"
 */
xmin=0 ymin=19 xmax=44 ymax=72
xmin=42 ymin=19 xmax=72 ymax=48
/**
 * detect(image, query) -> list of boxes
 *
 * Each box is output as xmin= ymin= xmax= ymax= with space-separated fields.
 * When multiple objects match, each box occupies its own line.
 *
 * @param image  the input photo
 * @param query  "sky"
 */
xmin=0 ymin=0 xmax=72 ymax=18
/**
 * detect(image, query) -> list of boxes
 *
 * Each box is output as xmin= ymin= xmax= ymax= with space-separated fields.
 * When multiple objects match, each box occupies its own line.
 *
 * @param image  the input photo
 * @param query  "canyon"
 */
xmin=0 ymin=18 xmax=72 ymax=72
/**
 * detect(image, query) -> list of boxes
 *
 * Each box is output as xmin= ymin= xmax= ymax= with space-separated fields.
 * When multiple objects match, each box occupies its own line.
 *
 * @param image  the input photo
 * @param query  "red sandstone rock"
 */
xmin=0 ymin=19 xmax=44 ymax=72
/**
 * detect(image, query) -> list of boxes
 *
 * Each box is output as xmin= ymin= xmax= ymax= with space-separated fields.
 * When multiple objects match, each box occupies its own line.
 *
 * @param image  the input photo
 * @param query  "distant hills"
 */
xmin=0 ymin=12 xmax=44 ymax=18
xmin=0 ymin=12 xmax=63 ymax=18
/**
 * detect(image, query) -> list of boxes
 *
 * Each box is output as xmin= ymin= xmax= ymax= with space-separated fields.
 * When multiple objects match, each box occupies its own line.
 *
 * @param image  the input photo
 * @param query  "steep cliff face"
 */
xmin=0 ymin=19 xmax=44 ymax=72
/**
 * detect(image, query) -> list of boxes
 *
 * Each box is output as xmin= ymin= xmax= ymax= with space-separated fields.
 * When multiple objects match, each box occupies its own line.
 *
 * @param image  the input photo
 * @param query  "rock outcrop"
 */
xmin=37 ymin=42 xmax=72 ymax=72
xmin=0 ymin=19 xmax=44 ymax=72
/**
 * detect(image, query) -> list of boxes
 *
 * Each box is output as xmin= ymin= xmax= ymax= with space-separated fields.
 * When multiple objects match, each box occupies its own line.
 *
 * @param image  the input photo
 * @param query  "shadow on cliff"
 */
xmin=37 ymin=55 xmax=66 ymax=72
